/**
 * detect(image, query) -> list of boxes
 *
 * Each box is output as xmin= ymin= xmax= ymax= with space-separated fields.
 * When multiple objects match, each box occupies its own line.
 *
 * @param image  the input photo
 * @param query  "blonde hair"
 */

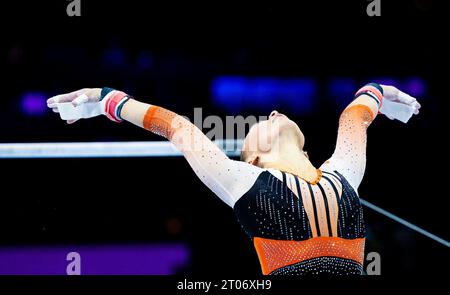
xmin=240 ymin=149 xmax=247 ymax=162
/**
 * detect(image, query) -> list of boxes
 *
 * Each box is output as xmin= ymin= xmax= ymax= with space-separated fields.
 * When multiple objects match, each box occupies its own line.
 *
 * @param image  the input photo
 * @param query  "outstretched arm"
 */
xmin=320 ymin=83 xmax=420 ymax=191
xmin=47 ymin=87 xmax=262 ymax=207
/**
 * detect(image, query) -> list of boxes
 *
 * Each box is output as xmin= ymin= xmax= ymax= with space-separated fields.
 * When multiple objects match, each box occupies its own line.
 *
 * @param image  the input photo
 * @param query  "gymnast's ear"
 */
xmin=247 ymin=155 xmax=260 ymax=167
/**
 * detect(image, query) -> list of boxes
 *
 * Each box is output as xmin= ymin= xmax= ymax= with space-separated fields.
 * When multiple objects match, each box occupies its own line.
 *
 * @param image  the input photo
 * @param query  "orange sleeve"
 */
xmin=143 ymin=106 xmax=180 ymax=140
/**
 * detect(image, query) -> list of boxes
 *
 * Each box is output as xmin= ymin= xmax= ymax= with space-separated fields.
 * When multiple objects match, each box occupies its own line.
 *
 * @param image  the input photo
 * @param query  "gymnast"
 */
xmin=47 ymin=83 xmax=420 ymax=275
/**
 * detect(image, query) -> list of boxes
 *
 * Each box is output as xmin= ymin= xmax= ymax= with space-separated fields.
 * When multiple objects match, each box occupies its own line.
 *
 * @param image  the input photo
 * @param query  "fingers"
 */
xmin=72 ymin=93 xmax=89 ymax=107
xmin=47 ymin=88 xmax=103 ymax=125
xmin=397 ymin=91 xmax=422 ymax=115
xmin=47 ymin=88 xmax=101 ymax=111
xmin=47 ymin=88 xmax=88 ymax=107
xmin=413 ymin=101 xmax=421 ymax=115
xmin=397 ymin=91 xmax=417 ymax=105
xmin=46 ymin=97 xmax=60 ymax=109
xmin=394 ymin=90 xmax=422 ymax=116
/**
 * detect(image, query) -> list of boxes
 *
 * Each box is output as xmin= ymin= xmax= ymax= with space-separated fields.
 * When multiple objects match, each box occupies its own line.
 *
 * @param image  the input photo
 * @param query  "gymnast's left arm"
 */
xmin=320 ymin=83 xmax=421 ymax=191
xmin=47 ymin=87 xmax=263 ymax=208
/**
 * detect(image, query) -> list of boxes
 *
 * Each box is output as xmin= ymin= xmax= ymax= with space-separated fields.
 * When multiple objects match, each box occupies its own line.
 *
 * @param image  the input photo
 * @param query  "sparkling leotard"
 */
xmin=141 ymin=99 xmax=376 ymax=275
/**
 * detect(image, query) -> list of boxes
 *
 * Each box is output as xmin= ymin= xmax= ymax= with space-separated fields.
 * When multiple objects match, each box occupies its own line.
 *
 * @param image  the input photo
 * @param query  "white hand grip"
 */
xmin=56 ymin=102 xmax=103 ymax=120
xmin=380 ymin=99 xmax=416 ymax=123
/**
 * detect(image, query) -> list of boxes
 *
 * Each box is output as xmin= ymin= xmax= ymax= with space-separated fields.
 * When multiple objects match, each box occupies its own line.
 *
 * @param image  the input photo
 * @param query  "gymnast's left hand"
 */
xmin=380 ymin=85 xmax=421 ymax=119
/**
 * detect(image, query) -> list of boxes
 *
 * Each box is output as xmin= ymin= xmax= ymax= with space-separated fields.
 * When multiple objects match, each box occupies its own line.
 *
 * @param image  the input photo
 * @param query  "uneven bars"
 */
xmin=0 ymin=140 xmax=448 ymax=248
xmin=0 ymin=140 xmax=243 ymax=158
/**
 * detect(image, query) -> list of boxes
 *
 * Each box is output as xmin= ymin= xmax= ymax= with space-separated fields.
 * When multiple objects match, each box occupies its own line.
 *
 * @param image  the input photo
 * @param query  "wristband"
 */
xmin=100 ymin=87 xmax=131 ymax=122
xmin=354 ymin=82 xmax=384 ymax=109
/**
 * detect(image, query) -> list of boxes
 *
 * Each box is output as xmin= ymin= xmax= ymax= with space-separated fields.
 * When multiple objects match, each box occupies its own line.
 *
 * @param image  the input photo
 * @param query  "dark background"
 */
xmin=0 ymin=0 xmax=449 ymax=276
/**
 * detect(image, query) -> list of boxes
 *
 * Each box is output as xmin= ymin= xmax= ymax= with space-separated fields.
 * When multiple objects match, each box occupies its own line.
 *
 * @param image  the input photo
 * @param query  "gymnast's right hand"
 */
xmin=47 ymin=87 xmax=131 ymax=124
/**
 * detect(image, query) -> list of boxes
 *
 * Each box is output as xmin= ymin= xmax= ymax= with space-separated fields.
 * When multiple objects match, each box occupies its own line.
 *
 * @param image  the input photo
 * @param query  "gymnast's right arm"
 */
xmin=47 ymin=87 xmax=263 ymax=207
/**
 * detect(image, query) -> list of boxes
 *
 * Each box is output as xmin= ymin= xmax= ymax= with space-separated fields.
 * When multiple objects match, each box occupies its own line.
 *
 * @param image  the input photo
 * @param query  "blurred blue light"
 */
xmin=20 ymin=92 xmax=47 ymax=116
xmin=404 ymin=77 xmax=426 ymax=97
xmin=328 ymin=78 xmax=356 ymax=106
xmin=102 ymin=47 xmax=126 ymax=68
xmin=373 ymin=77 xmax=400 ymax=88
xmin=373 ymin=77 xmax=426 ymax=98
xmin=137 ymin=51 xmax=154 ymax=70
xmin=211 ymin=76 xmax=316 ymax=114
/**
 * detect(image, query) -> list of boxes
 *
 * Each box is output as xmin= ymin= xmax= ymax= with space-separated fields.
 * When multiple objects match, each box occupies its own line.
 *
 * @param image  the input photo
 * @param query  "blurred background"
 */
xmin=0 ymin=0 xmax=448 ymax=275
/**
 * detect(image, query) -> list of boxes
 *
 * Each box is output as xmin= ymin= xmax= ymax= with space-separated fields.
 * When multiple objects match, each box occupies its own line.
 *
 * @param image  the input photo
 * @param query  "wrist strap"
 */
xmin=354 ymin=82 xmax=384 ymax=109
xmin=100 ymin=87 xmax=131 ymax=122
